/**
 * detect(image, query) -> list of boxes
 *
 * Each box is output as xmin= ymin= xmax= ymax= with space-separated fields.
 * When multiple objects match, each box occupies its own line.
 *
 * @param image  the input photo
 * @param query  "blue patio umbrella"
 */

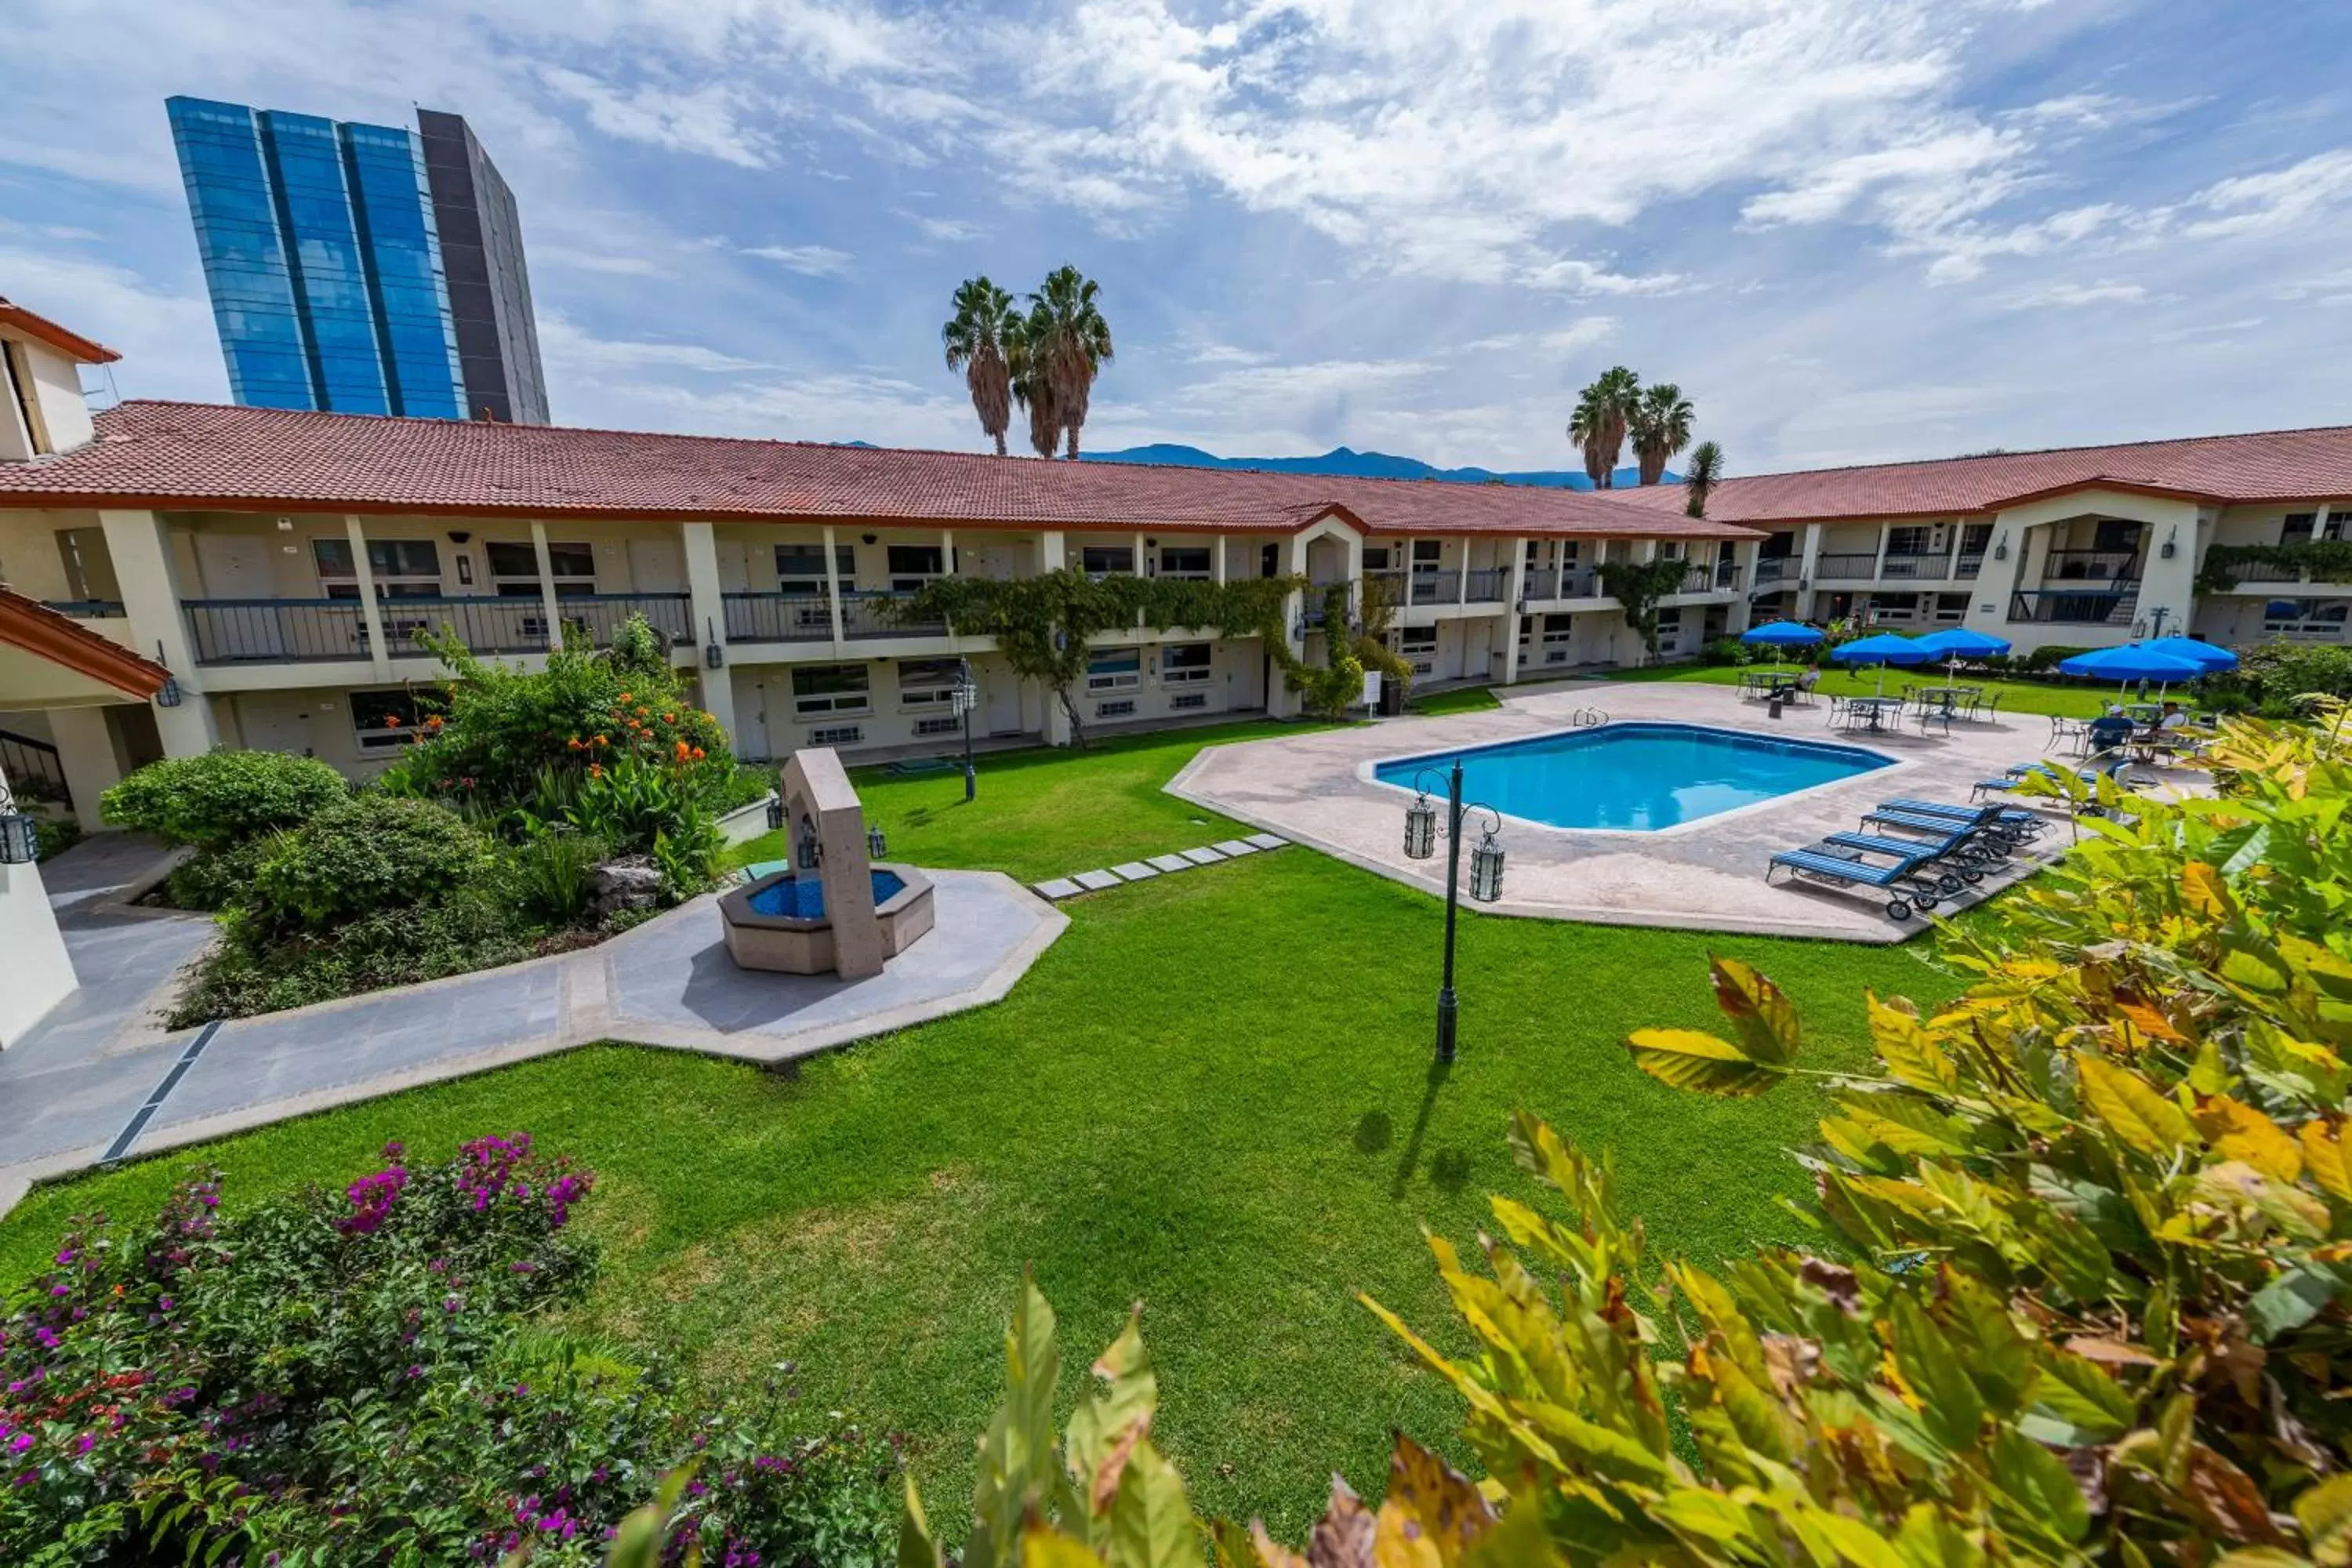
xmin=1740 ymin=619 xmax=1826 ymax=672
xmin=2141 ymin=635 xmax=2239 ymax=673
xmin=1911 ymin=627 xmax=2013 ymax=681
xmin=1831 ymin=631 xmax=1931 ymax=695
xmin=2057 ymin=642 xmax=2209 ymax=699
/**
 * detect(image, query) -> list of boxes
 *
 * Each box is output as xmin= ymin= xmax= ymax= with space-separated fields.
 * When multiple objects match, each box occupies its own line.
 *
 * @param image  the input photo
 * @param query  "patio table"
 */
xmin=1844 ymin=696 xmax=1906 ymax=735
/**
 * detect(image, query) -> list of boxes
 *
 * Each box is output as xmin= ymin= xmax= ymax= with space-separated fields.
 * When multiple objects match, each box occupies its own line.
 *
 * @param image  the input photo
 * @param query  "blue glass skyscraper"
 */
xmin=167 ymin=97 xmax=546 ymax=423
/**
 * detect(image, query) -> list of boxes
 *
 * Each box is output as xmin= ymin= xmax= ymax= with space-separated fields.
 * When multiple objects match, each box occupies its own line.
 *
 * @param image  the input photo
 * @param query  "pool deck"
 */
xmin=1168 ymin=678 xmax=2187 ymax=943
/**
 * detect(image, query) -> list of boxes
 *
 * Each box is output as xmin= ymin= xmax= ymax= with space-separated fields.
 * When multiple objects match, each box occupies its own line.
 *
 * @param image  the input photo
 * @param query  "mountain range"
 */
xmin=1080 ymin=443 xmax=1675 ymax=491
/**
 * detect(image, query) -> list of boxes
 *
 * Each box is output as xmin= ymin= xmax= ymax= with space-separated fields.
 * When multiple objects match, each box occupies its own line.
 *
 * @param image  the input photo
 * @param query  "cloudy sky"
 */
xmin=5 ymin=0 xmax=2350 ymax=474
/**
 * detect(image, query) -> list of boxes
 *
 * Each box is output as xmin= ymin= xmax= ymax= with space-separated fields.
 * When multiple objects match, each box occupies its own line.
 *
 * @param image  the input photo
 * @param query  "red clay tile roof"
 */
xmin=0 ymin=586 xmax=169 ymax=699
xmin=0 ymin=401 xmax=1759 ymax=541
xmin=1600 ymin=425 xmax=2352 ymax=525
xmin=0 ymin=299 xmax=120 ymax=365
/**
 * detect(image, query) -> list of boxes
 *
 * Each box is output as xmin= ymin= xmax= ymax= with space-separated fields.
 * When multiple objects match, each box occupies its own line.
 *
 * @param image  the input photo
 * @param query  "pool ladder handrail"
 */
xmin=1570 ymin=706 xmax=1610 ymax=728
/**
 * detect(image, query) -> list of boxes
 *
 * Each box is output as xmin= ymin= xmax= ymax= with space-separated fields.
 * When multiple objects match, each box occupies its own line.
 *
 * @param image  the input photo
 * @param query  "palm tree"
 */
xmin=1629 ymin=382 xmax=1696 ymax=486
xmin=1024 ymin=266 xmax=1113 ymax=459
xmin=1682 ymin=440 xmax=1724 ymax=518
xmin=1007 ymin=307 xmax=1062 ymax=459
xmin=942 ymin=278 xmax=1018 ymax=456
xmin=1566 ymin=366 xmax=1641 ymax=488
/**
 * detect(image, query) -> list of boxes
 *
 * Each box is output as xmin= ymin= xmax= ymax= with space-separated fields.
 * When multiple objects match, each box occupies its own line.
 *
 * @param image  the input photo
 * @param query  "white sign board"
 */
xmin=1361 ymin=670 xmax=1382 ymax=709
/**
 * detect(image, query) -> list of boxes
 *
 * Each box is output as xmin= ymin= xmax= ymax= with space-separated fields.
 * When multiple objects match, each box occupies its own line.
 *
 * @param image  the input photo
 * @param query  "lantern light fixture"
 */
xmin=1468 ymin=827 xmax=1506 ymax=903
xmin=1403 ymin=791 xmax=1437 ymax=859
xmin=767 ymin=796 xmax=786 ymax=832
xmin=0 ymin=809 xmax=37 ymax=866
xmin=867 ymin=824 xmax=888 ymax=860
xmin=704 ymin=618 xmax=725 ymax=669
xmin=796 ymin=815 xmax=822 ymax=869
xmin=2161 ymin=526 xmax=2179 ymax=561
xmin=153 ymin=643 xmax=182 ymax=708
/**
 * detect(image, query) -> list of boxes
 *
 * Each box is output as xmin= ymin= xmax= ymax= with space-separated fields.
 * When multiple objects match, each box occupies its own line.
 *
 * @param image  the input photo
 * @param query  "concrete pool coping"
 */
xmin=1167 ymin=677 xmax=2194 ymax=944
xmin=1355 ymin=720 xmax=1906 ymax=841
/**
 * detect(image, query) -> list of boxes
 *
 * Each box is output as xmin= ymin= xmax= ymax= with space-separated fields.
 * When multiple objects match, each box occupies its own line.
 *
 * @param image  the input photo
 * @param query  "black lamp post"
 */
xmin=0 ymin=769 xmax=38 ymax=866
xmin=953 ymin=658 xmax=978 ymax=802
xmin=1401 ymin=759 xmax=1506 ymax=1064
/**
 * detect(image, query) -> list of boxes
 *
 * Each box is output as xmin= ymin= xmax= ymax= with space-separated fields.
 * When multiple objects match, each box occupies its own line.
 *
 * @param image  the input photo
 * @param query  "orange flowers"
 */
xmin=567 ymin=736 xmax=583 ymax=750
xmin=588 ymin=762 xmax=604 ymax=779
xmin=690 ymin=746 xmax=706 ymax=761
xmin=618 ymin=691 xmax=633 ymax=702
xmin=424 ymin=713 xmax=445 ymax=730
xmin=661 ymin=712 xmax=675 ymax=724
xmin=592 ymin=734 xmax=608 ymax=746
xmin=674 ymin=739 xmax=691 ymax=762
xmin=383 ymin=713 xmax=402 ymax=728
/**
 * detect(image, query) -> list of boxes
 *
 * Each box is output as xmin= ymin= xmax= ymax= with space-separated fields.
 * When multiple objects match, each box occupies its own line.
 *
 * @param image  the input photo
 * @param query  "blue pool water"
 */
xmin=1373 ymin=722 xmax=1889 ymax=832
xmin=744 ymin=869 xmax=906 ymax=919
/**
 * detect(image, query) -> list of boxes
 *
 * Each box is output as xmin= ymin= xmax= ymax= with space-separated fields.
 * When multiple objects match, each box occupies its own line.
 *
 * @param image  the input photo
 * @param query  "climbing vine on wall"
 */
xmin=1596 ymin=556 xmax=1697 ymax=662
xmin=2197 ymin=539 xmax=2352 ymax=593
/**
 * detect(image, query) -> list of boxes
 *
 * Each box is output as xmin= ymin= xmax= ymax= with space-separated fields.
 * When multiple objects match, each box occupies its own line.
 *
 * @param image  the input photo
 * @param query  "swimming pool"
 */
xmin=1371 ymin=722 xmax=1890 ymax=832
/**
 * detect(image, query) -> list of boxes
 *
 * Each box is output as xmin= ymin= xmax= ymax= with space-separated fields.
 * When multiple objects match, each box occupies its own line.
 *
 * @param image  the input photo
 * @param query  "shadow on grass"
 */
xmin=1389 ymin=1058 xmax=1454 ymax=1200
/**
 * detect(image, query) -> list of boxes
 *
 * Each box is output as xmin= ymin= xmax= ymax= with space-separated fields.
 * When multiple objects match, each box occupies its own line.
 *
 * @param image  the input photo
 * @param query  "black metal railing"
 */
xmin=2232 ymin=560 xmax=2305 ymax=584
xmin=1408 ymin=568 xmax=1460 ymax=604
xmin=1363 ymin=568 xmax=1407 ymax=604
xmin=1522 ymin=566 xmax=1599 ymax=602
xmin=1751 ymin=557 xmax=1793 ymax=585
xmin=2009 ymin=589 xmax=2138 ymax=626
xmin=2042 ymin=549 xmax=2141 ymax=583
xmin=182 ymin=596 xmax=564 ymax=664
xmin=0 ymin=728 xmax=70 ymax=807
xmin=1954 ymin=552 xmax=1986 ymax=579
xmin=1812 ymin=552 xmax=1879 ymax=579
xmin=556 ymin=593 xmax=693 ymax=648
xmin=841 ymin=590 xmax=948 ymax=639
xmin=41 ymin=599 xmax=127 ymax=619
xmin=1877 ymin=551 xmax=1951 ymax=579
xmin=183 ymin=598 xmax=375 ymax=664
xmin=1463 ymin=567 xmax=1508 ymax=603
xmin=722 ymin=591 xmax=834 ymax=643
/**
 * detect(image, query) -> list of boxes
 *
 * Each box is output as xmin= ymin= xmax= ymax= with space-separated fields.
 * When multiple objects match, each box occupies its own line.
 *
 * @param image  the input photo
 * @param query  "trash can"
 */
xmin=1380 ymin=680 xmax=1408 ymax=717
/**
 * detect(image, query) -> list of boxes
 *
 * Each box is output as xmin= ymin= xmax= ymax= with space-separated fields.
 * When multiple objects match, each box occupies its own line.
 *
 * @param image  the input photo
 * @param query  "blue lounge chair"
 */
xmin=1970 ymin=759 xmax=2135 ymax=805
xmin=1820 ymin=832 xmax=1981 ymax=893
xmin=1858 ymin=810 xmax=2009 ymax=866
xmin=1876 ymin=797 xmax=2045 ymax=842
xmin=1766 ymin=843 xmax=1939 ymax=921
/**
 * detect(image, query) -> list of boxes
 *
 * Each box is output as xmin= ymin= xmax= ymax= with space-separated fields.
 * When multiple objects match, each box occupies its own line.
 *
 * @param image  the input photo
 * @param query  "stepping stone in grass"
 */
xmin=1243 ymin=832 xmax=1287 ymax=850
xmin=1211 ymin=839 xmax=1258 ymax=856
xmin=1035 ymin=877 xmax=1083 ymax=900
xmin=1179 ymin=846 xmax=1227 ymax=865
xmin=1074 ymin=869 xmax=1123 ymax=891
xmin=1146 ymin=854 xmax=1193 ymax=873
xmin=1110 ymin=862 xmax=1160 ymax=880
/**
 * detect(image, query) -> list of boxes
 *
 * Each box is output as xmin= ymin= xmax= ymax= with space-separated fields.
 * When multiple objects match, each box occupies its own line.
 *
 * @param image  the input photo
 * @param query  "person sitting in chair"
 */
xmin=2086 ymin=713 xmax=2136 ymax=753
xmin=1766 ymin=667 xmax=1819 ymax=703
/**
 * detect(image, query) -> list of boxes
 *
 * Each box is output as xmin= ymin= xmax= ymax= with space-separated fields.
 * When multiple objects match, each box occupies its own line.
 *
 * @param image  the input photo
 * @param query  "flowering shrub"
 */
xmin=100 ymin=750 xmax=347 ymax=849
xmin=1 ymin=1136 xmax=896 ymax=1566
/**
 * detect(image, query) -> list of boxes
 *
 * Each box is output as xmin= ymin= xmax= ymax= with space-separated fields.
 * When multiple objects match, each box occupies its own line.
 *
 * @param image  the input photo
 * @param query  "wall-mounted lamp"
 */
xmin=275 ymin=517 xmax=293 ymax=532
xmin=448 ymin=529 xmax=472 ymax=544
xmin=796 ymin=814 xmax=822 ymax=869
xmin=867 ymin=825 xmax=887 ymax=859
xmin=0 ymin=808 xmax=38 ymax=866
xmin=153 ymin=643 xmax=182 ymax=708
xmin=2160 ymin=526 xmax=2179 ymax=561
xmin=767 ymin=796 xmax=786 ymax=832
xmin=862 ymin=533 xmax=877 ymax=546
xmin=1992 ymin=532 xmax=2009 ymax=562
xmin=704 ymin=618 xmax=724 ymax=669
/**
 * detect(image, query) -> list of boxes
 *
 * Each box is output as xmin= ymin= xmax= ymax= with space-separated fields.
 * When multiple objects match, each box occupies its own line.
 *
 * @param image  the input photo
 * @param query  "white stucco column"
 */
xmin=681 ymin=521 xmax=738 ymax=744
xmin=43 ymin=706 xmax=125 ymax=833
xmin=1213 ymin=533 xmax=1228 ymax=584
xmin=1501 ymin=536 xmax=1529 ymax=685
xmin=820 ymin=525 xmax=848 ymax=644
xmin=1456 ymin=537 xmax=1470 ymax=604
xmin=1795 ymin=524 xmax=1824 ymax=619
xmin=528 ymin=521 xmax=564 ymax=652
xmin=0 ymin=761 xmax=76 ymax=1049
xmin=97 ymin=508 xmax=219 ymax=757
xmin=345 ymin=515 xmax=391 ymax=679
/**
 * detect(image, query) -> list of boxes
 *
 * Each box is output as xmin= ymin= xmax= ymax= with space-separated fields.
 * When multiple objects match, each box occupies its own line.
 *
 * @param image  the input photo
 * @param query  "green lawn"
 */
xmin=727 ymin=718 xmax=1327 ymax=884
xmin=0 ymin=720 xmax=1974 ymax=1539
xmin=1603 ymin=662 xmax=2116 ymax=718
xmin=1405 ymin=684 xmax=1503 ymax=717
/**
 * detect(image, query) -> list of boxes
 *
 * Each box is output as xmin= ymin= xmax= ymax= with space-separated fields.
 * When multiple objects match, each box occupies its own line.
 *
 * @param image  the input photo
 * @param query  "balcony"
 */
xmin=41 ymin=599 xmax=128 ymax=619
xmin=180 ymin=593 xmax=693 ymax=666
xmin=840 ymin=590 xmax=948 ymax=640
xmin=1522 ymin=565 xmax=1599 ymax=602
xmin=1751 ymin=557 xmax=1794 ymax=586
xmin=1877 ymin=551 xmax=1952 ymax=580
xmin=1954 ymin=552 xmax=1986 ymax=579
xmin=2042 ymin=549 xmax=2141 ymax=583
xmin=722 ymin=590 xmax=833 ymax=643
xmin=1363 ymin=568 xmax=1407 ymax=606
xmin=1464 ymin=567 xmax=1508 ymax=603
xmin=1813 ymin=552 xmax=1879 ymax=580
xmin=1407 ymin=569 xmax=1460 ymax=605
xmin=2008 ymin=588 xmax=2138 ymax=627
xmin=2233 ymin=560 xmax=2310 ymax=584
xmin=1675 ymin=563 xmax=1742 ymax=594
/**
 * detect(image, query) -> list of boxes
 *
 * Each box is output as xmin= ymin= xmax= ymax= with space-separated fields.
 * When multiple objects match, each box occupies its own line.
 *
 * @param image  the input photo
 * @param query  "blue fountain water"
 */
xmin=744 ymin=869 xmax=908 ymax=919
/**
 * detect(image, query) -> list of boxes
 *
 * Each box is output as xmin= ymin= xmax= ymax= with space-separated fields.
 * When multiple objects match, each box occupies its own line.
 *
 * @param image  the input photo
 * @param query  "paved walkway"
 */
xmin=1167 ymin=679 xmax=2185 ymax=943
xmin=1031 ymin=832 xmax=1288 ymax=900
xmin=1 ymin=840 xmax=1064 ymax=1217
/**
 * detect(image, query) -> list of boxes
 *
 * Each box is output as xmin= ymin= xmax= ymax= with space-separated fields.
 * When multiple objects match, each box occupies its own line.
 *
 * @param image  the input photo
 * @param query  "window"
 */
xmin=1160 ymin=642 xmax=1212 ymax=684
xmin=1932 ymin=593 xmax=1969 ymax=624
xmin=2283 ymin=513 xmax=2318 ymax=545
xmin=1081 ymin=546 xmax=1134 ymax=579
xmin=350 ymin=687 xmax=444 ymax=751
xmin=1159 ymin=546 xmax=1211 ymax=579
xmin=1363 ymin=546 xmax=1392 ymax=571
xmin=1086 ymin=647 xmax=1141 ymax=692
xmin=1541 ymin=613 xmax=1574 ymax=644
xmin=886 ymin=544 xmax=944 ymax=590
xmin=897 ymin=657 xmax=964 ymax=710
xmin=808 ymin=724 xmax=863 ymax=747
xmin=316 ymin=537 xmax=441 ymax=599
xmin=1885 ymin=524 xmax=1935 ymax=557
xmin=484 ymin=539 xmax=594 ymax=598
xmin=793 ymin=663 xmax=870 ymax=717
xmin=1400 ymin=626 xmax=1438 ymax=655
xmin=775 ymin=543 xmax=855 ymax=595
xmin=1260 ymin=543 xmax=1279 ymax=578
xmin=1095 ymin=699 xmax=1136 ymax=720
xmin=1170 ymin=691 xmax=1208 ymax=711
xmin=1411 ymin=540 xmax=1443 ymax=567
xmin=2092 ymin=518 xmax=2143 ymax=552
xmin=1958 ymin=522 xmax=1994 ymax=554
xmin=913 ymin=716 xmax=962 ymax=738
xmin=1653 ymin=608 xmax=1684 ymax=631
